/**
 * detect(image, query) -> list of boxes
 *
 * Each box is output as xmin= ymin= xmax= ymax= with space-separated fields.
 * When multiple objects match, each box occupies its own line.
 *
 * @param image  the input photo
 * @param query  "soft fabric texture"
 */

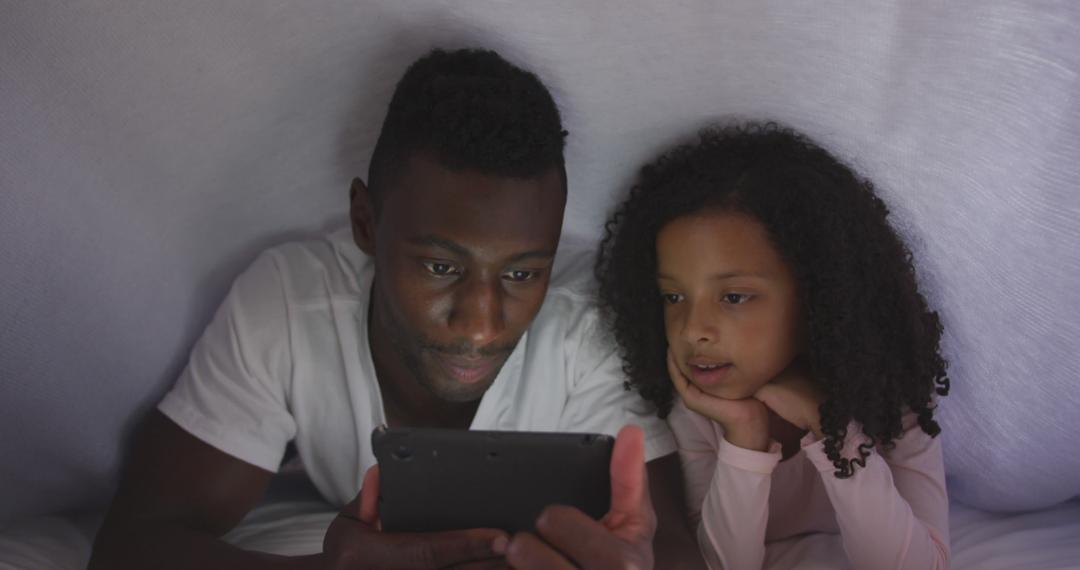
xmin=5 ymin=498 xmax=1080 ymax=569
xmin=160 ymin=228 xmax=675 ymax=506
xmin=1 ymin=1 xmax=1078 ymax=523
xmin=669 ymin=399 xmax=950 ymax=569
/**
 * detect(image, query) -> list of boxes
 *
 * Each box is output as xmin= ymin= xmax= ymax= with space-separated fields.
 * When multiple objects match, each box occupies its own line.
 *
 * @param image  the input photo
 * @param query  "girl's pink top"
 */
xmin=667 ymin=398 xmax=950 ymax=569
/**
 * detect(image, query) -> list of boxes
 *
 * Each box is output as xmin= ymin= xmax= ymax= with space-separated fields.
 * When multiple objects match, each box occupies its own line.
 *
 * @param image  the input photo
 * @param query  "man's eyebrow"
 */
xmin=408 ymin=235 xmax=470 ymax=257
xmin=506 ymin=249 xmax=557 ymax=264
xmin=407 ymin=236 xmax=555 ymax=263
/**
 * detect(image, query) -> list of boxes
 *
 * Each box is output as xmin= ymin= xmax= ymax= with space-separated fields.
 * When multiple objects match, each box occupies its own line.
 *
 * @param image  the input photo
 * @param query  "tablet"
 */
xmin=371 ymin=426 xmax=613 ymax=533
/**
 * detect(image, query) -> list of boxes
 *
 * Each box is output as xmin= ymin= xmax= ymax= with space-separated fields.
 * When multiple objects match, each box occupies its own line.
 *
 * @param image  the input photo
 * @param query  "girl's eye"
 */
xmin=423 ymin=261 xmax=460 ymax=277
xmin=502 ymin=269 xmax=538 ymax=283
xmin=722 ymin=293 xmax=752 ymax=305
xmin=661 ymin=293 xmax=684 ymax=305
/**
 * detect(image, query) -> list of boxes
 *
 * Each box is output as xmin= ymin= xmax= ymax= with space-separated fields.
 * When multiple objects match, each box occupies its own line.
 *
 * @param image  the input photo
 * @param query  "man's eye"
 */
xmin=423 ymin=262 xmax=459 ymax=276
xmin=502 ymin=269 xmax=537 ymax=283
xmin=661 ymin=293 xmax=683 ymax=305
xmin=722 ymin=293 xmax=752 ymax=305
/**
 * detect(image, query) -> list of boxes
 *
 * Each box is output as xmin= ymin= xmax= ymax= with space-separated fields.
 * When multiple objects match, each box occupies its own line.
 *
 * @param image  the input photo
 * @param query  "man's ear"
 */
xmin=350 ymin=177 xmax=377 ymax=255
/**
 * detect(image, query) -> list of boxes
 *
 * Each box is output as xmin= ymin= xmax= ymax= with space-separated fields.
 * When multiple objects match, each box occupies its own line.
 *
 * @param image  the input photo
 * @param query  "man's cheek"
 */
xmin=506 ymin=298 xmax=543 ymax=336
xmin=416 ymin=291 xmax=453 ymax=326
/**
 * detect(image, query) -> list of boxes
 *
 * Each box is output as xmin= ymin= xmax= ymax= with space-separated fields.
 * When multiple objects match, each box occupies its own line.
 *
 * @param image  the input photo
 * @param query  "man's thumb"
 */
xmin=359 ymin=464 xmax=380 ymax=524
xmin=608 ymin=425 xmax=647 ymax=516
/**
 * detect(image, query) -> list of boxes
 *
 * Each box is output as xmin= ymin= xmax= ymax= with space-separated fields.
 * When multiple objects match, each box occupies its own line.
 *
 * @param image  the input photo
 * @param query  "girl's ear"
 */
xmin=350 ymin=178 xmax=376 ymax=255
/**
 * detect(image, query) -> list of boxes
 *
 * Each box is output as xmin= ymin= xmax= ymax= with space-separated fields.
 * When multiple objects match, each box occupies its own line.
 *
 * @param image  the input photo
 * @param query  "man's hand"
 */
xmin=505 ymin=425 xmax=655 ymax=570
xmin=753 ymin=366 xmax=824 ymax=439
xmin=323 ymin=465 xmax=511 ymax=569
xmin=667 ymin=349 xmax=771 ymax=451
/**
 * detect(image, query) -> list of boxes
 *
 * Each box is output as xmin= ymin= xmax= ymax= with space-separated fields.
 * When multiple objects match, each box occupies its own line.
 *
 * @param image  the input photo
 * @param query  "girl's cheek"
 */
xmin=663 ymin=317 xmax=679 ymax=347
xmin=663 ymin=324 xmax=684 ymax=359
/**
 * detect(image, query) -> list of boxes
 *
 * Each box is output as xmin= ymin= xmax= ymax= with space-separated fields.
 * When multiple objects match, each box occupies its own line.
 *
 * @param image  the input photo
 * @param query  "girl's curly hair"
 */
xmin=596 ymin=122 xmax=950 ymax=478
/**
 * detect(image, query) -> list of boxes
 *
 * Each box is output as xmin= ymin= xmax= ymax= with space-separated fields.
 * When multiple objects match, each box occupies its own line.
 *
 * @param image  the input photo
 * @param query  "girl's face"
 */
xmin=656 ymin=210 xmax=802 ymax=399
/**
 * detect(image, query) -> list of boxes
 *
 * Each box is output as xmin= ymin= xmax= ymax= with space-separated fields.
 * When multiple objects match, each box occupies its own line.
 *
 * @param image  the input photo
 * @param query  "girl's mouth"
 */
xmin=687 ymin=361 xmax=733 ymax=387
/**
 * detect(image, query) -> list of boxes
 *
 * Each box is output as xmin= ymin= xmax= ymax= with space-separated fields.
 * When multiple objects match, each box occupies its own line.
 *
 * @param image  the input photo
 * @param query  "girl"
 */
xmin=596 ymin=123 xmax=952 ymax=569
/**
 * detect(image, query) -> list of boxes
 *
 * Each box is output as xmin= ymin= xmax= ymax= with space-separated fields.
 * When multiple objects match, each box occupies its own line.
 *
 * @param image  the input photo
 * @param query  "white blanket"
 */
xmin=3 ymin=500 xmax=1078 ymax=569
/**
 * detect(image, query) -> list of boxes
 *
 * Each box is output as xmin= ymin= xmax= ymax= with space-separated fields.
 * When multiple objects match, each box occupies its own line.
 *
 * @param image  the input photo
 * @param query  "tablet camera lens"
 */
xmin=392 ymin=445 xmax=413 ymax=461
xmin=487 ymin=451 xmax=500 ymax=461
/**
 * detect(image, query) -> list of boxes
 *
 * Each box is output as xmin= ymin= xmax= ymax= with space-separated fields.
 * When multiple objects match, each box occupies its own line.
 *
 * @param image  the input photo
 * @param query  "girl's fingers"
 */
xmin=754 ymin=381 xmax=814 ymax=432
xmin=752 ymin=384 xmax=774 ymax=408
xmin=670 ymin=348 xmax=767 ymax=432
xmin=668 ymin=348 xmax=721 ymax=416
xmin=667 ymin=349 xmax=696 ymax=400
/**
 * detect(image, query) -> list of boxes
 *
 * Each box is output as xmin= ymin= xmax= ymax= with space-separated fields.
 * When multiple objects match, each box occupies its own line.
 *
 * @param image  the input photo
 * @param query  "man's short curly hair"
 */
xmin=368 ymin=48 xmax=568 ymax=207
xmin=596 ymin=122 xmax=950 ymax=478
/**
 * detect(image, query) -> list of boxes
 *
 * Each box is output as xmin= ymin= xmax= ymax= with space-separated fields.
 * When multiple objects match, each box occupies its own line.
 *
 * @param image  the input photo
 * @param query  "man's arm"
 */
xmin=89 ymin=411 xmax=323 ymax=569
xmin=648 ymin=453 xmax=708 ymax=569
xmin=89 ymin=412 xmax=508 ymax=570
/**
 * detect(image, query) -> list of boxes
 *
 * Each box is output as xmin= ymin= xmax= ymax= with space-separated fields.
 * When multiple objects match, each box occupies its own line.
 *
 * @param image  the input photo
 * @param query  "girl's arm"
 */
xmin=802 ymin=415 xmax=950 ymax=569
xmin=668 ymin=399 xmax=781 ymax=570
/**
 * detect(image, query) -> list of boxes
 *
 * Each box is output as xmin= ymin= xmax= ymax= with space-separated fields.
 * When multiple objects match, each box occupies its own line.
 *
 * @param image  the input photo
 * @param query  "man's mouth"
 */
xmin=436 ymin=353 xmax=503 ymax=385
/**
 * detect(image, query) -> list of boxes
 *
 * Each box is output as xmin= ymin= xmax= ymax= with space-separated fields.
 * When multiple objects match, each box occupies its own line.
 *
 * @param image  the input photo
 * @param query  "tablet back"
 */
xmin=372 ymin=427 xmax=613 ymax=533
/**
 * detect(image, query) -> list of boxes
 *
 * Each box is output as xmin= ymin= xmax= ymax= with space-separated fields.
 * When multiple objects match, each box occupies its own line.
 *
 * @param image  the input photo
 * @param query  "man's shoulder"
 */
xmin=537 ymin=240 xmax=596 ymax=310
xmin=550 ymin=234 xmax=607 ymax=294
xmin=250 ymin=227 xmax=370 ymax=305
xmin=528 ymin=239 xmax=613 ymax=349
xmin=257 ymin=226 xmax=365 ymax=276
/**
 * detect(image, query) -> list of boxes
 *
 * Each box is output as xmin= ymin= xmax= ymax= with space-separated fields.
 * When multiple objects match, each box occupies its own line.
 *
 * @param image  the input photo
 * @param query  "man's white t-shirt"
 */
xmin=159 ymin=228 xmax=675 ymax=507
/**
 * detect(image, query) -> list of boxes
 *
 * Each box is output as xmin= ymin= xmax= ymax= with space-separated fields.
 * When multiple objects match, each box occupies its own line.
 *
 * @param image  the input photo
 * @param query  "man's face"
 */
xmin=357 ymin=153 xmax=566 ymax=403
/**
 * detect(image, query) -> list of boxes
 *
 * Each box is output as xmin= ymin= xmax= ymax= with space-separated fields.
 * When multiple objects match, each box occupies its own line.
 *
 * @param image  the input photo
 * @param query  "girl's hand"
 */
xmin=753 ymin=367 xmax=825 ymax=439
xmin=666 ymin=349 xmax=771 ymax=451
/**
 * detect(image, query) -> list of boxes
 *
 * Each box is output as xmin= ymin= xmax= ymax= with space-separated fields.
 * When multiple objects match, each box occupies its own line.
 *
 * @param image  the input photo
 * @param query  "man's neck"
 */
xmin=367 ymin=297 xmax=479 ymax=430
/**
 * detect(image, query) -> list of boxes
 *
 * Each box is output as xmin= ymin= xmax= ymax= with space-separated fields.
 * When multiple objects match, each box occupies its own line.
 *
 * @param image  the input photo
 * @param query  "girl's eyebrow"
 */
xmin=656 ymin=271 xmax=769 ymax=280
xmin=708 ymin=271 xmax=769 ymax=280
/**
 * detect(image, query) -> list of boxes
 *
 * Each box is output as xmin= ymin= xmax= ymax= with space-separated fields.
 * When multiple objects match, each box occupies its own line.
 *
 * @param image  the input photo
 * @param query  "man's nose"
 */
xmin=449 ymin=276 xmax=505 ymax=347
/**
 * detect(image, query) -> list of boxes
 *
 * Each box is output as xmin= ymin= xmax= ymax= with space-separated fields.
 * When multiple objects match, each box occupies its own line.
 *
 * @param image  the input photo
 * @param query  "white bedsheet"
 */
xmin=2 ymin=499 xmax=1077 ymax=569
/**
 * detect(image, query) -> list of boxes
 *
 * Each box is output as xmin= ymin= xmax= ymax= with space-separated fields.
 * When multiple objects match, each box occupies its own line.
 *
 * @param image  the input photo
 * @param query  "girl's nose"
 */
xmin=682 ymin=300 xmax=718 ymax=345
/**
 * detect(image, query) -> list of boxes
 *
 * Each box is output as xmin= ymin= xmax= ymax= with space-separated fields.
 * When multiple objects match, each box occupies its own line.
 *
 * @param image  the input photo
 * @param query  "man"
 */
xmin=90 ymin=48 xmax=702 ymax=569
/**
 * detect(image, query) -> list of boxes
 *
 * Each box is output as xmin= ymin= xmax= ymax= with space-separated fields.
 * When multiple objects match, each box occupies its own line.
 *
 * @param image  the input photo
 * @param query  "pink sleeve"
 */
xmin=803 ymin=416 xmax=951 ymax=569
xmin=668 ymin=399 xmax=781 ymax=570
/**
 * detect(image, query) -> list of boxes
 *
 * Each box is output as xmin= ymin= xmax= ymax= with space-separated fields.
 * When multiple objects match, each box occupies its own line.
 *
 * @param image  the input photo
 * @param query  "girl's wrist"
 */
xmin=721 ymin=419 xmax=770 ymax=452
xmin=802 ymin=409 xmax=824 ymax=440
